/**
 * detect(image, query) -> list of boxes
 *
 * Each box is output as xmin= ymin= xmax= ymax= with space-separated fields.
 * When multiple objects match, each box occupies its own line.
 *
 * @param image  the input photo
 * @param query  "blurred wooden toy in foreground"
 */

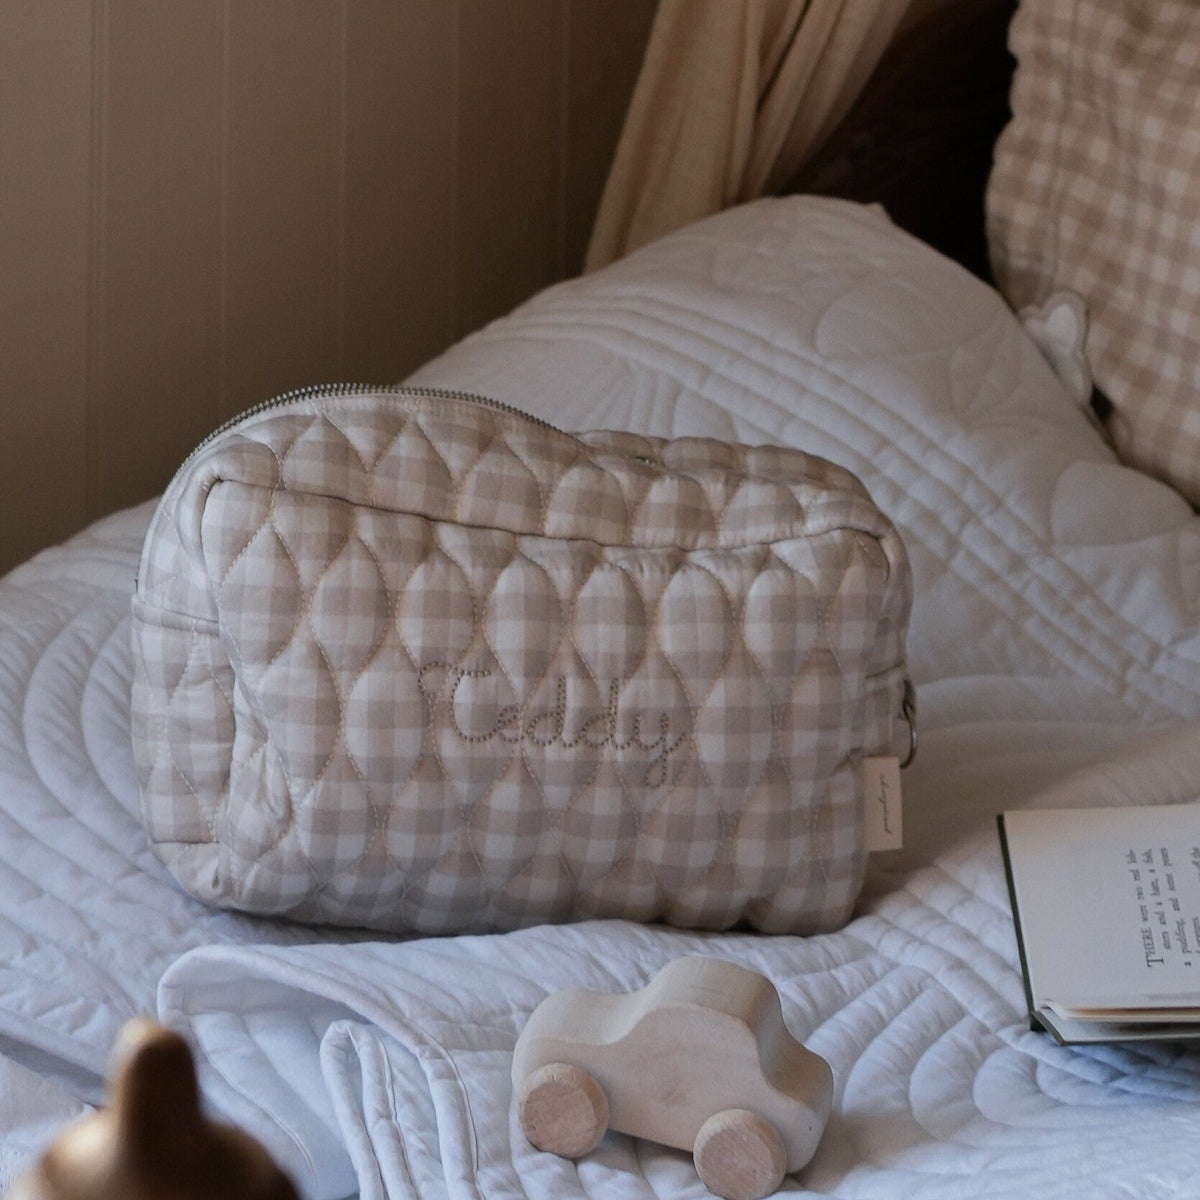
xmin=7 ymin=1019 xmax=297 ymax=1200
xmin=513 ymin=957 xmax=833 ymax=1200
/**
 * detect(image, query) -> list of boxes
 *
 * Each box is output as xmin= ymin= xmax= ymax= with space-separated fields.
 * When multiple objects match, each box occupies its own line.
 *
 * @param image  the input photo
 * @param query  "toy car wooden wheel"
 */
xmin=517 ymin=1061 xmax=610 ymax=1159
xmin=512 ymin=958 xmax=833 ymax=1190
xmin=692 ymin=1108 xmax=787 ymax=1200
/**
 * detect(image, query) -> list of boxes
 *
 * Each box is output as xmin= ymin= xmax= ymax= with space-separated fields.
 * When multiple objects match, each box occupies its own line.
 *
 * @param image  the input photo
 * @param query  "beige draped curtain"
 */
xmin=585 ymin=0 xmax=919 ymax=271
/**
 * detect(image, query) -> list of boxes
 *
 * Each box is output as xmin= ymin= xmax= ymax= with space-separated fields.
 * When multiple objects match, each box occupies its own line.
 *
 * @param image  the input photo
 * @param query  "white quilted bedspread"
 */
xmin=4 ymin=197 xmax=1200 ymax=1198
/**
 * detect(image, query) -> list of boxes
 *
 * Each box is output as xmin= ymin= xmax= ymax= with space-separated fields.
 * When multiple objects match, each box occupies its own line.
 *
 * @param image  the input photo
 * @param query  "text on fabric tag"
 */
xmin=864 ymin=756 xmax=903 ymax=851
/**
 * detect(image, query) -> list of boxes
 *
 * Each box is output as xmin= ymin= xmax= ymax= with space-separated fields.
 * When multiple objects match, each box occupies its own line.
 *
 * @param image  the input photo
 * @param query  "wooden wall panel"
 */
xmin=0 ymin=2 xmax=93 ymax=567
xmin=564 ymin=0 xmax=658 ymax=271
xmin=91 ymin=0 xmax=225 ymax=520
xmin=343 ymin=0 xmax=456 ymax=383
xmin=0 ymin=0 xmax=657 ymax=576
xmin=222 ymin=1 xmax=346 ymax=411
xmin=455 ymin=0 xmax=565 ymax=340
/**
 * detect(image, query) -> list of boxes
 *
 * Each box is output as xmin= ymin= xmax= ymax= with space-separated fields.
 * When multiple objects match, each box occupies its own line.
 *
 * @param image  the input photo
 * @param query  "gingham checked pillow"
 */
xmin=130 ymin=387 xmax=911 ymax=936
xmin=987 ymin=0 xmax=1200 ymax=507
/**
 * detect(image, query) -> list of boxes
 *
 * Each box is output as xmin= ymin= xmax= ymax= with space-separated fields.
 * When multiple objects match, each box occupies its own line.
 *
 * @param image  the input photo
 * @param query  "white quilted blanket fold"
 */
xmin=160 ymin=717 xmax=1200 ymax=1200
xmin=5 ymin=196 xmax=1200 ymax=1198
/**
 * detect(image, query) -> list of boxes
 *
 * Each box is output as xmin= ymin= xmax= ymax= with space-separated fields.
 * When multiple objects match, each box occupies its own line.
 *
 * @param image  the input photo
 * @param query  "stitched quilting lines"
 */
xmin=131 ymin=391 xmax=911 ymax=935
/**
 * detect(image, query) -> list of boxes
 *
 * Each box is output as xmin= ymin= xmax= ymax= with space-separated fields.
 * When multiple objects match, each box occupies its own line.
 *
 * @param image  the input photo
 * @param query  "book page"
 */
xmin=1002 ymin=803 xmax=1200 ymax=1013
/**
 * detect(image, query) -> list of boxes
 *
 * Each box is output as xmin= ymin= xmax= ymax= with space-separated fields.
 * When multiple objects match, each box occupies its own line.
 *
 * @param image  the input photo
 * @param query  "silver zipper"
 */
xmin=177 ymin=382 xmax=564 ymax=475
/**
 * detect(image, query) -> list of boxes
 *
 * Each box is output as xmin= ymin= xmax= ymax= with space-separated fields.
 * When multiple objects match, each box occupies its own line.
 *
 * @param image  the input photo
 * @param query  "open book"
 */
xmin=998 ymin=803 xmax=1200 ymax=1044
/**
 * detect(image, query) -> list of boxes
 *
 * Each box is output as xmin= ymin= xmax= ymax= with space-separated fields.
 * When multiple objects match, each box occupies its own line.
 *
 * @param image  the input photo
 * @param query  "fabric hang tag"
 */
xmin=864 ymin=756 xmax=903 ymax=851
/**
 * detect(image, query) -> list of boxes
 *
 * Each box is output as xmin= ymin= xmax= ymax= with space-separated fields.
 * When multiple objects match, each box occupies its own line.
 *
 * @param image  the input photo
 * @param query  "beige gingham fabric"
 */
xmin=130 ymin=389 xmax=910 ymax=935
xmin=987 ymin=0 xmax=1200 ymax=506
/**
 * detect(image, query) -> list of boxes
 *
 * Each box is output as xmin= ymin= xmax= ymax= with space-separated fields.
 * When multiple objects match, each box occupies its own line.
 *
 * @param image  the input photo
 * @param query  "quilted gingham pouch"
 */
xmin=130 ymin=386 xmax=912 ymax=935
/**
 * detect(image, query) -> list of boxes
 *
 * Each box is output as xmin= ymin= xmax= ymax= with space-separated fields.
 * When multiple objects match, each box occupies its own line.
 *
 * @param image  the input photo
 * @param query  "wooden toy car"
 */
xmin=512 ymin=957 xmax=833 ymax=1200
xmin=7 ymin=1019 xmax=297 ymax=1200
